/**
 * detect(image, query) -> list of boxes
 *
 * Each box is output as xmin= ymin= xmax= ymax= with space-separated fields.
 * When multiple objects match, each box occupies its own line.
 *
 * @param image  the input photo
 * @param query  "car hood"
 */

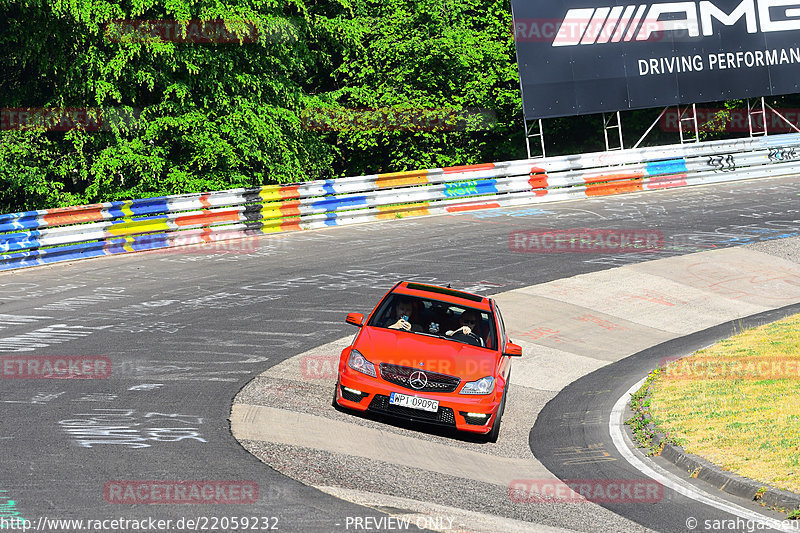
xmin=356 ymin=326 xmax=497 ymax=380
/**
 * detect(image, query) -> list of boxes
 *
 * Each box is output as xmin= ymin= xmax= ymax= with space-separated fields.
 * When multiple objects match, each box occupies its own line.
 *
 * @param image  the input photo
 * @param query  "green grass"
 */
xmin=646 ymin=314 xmax=800 ymax=495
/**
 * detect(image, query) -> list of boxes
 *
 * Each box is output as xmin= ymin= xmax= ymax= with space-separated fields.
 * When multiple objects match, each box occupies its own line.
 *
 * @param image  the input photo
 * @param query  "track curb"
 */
xmin=651 ymin=429 xmax=800 ymax=512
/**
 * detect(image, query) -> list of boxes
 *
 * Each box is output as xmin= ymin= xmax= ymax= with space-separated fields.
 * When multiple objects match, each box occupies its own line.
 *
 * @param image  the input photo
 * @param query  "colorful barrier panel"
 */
xmin=2 ymin=133 xmax=800 ymax=271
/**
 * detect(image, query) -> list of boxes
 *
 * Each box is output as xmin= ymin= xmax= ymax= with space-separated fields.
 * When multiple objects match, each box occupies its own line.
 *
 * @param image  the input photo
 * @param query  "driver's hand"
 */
xmin=446 ymin=326 xmax=471 ymax=336
xmin=390 ymin=319 xmax=411 ymax=331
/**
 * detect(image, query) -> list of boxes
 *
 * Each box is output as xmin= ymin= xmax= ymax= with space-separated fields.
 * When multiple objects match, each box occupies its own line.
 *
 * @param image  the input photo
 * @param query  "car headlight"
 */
xmin=460 ymin=376 xmax=495 ymax=395
xmin=348 ymin=349 xmax=377 ymax=378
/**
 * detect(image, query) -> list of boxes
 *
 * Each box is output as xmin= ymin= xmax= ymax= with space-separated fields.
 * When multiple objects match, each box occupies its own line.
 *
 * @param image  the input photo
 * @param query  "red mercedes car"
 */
xmin=333 ymin=281 xmax=522 ymax=442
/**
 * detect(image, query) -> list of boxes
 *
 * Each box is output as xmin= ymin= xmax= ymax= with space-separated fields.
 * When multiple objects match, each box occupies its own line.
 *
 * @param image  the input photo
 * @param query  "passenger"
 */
xmin=420 ymin=300 xmax=450 ymax=334
xmin=386 ymin=298 xmax=421 ymax=332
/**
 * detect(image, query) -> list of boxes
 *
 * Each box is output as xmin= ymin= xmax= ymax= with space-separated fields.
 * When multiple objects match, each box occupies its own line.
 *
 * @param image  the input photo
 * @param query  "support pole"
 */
xmin=603 ymin=111 xmax=624 ymax=151
xmin=524 ymin=118 xmax=546 ymax=159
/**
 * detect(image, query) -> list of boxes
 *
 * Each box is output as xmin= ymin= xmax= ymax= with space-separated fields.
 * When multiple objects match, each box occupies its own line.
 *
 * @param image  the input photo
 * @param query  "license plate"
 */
xmin=389 ymin=392 xmax=439 ymax=412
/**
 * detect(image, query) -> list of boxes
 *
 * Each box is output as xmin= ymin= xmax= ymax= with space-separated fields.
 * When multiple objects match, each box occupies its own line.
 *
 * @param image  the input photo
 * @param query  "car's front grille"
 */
xmin=368 ymin=395 xmax=456 ymax=426
xmin=379 ymin=364 xmax=460 ymax=393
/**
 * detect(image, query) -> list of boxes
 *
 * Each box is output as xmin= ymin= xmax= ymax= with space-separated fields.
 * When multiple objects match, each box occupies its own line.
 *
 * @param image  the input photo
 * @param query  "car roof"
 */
xmin=393 ymin=281 xmax=492 ymax=311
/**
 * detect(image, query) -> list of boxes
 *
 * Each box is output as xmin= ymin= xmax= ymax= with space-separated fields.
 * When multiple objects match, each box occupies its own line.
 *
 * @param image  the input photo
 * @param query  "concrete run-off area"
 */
xmin=231 ymin=237 xmax=800 ymax=532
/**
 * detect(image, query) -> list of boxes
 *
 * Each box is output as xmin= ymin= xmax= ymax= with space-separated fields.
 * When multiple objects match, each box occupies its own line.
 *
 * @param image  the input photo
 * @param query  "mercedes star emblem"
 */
xmin=409 ymin=371 xmax=428 ymax=390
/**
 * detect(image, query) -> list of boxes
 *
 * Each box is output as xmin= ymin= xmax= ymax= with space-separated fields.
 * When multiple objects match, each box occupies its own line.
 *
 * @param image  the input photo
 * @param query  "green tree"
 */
xmin=0 ymin=0 xmax=524 ymax=213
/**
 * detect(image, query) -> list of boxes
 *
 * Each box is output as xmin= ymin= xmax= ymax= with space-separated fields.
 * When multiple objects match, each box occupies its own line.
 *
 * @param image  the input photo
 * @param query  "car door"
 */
xmin=492 ymin=301 xmax=512 ymax=384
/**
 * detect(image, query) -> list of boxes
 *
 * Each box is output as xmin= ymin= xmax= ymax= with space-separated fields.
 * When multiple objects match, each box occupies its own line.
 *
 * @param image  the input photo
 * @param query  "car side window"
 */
xmin=480 ymin=311 xmax=496 ymax=350
xmin=494 ymin=303 xmax=507 ymax=348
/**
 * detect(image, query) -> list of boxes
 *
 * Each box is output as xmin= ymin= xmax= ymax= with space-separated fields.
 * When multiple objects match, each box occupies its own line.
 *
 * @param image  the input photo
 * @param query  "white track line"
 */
xmin=609 ymin=378 xmax=798 ymax=532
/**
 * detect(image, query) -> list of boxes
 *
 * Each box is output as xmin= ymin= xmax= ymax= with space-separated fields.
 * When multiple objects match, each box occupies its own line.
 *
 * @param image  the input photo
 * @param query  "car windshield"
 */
xmin=368 ymin=293 xmax=496 ymax=349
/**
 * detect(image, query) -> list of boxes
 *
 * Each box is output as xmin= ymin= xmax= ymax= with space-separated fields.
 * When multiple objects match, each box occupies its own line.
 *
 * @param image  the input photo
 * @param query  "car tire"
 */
xmin=485 ymin=387 xmax=507 ymax=443
xmin=331 ymin=383 xmax=340 ymax=409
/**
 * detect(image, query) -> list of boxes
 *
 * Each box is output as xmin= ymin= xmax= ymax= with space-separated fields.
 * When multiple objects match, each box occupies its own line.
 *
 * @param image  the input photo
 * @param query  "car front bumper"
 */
xmin=336 ymin=369 xmax=501 ymax=434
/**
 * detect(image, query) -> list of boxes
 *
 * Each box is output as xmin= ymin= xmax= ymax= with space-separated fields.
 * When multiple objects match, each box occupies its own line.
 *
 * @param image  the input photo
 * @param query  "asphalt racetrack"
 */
xmin=1 ymin=176 xmax=799 ymax=532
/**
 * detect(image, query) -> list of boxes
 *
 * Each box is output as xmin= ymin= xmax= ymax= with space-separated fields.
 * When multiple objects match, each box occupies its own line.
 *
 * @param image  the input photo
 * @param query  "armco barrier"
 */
xmin=2 ymin=133 xmax=800 ymax=271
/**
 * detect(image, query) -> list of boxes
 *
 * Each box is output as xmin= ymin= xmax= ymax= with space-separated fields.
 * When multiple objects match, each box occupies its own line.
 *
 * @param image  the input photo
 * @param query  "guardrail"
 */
xmin=2 ymin=133 xmax=800 ymax=271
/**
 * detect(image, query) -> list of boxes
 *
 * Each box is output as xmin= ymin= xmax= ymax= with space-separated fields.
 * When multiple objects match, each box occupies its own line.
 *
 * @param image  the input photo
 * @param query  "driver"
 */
xmin=446 ymin=310 xmax=485 ymax=347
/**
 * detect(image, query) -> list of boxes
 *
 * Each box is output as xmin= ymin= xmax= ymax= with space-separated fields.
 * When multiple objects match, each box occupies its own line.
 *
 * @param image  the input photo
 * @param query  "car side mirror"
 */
xmin=346 ymin=312 xmax=364 ymax=327
xmin=503 ymin=341 xmax=522 ymax=357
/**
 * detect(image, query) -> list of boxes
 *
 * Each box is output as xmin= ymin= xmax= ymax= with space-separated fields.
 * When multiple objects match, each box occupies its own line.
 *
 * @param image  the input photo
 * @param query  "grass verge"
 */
xmin=631 ymin=313 xmax=800 ymax=499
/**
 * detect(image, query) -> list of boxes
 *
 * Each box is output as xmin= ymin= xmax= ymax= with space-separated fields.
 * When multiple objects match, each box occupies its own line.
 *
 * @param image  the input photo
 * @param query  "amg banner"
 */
xmin=511 ymin=0 xmax=800 ymax=118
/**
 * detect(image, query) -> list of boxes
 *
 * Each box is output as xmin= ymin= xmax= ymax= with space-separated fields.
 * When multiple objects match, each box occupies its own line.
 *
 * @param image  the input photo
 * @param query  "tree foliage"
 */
xmin=0 ymin=0 xmax=524 ymax=212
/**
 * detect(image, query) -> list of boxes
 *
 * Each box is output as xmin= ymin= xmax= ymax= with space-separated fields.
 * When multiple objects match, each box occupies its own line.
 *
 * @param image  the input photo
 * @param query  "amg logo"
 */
xmin=552 ymin=0 xmax=800 ymax=46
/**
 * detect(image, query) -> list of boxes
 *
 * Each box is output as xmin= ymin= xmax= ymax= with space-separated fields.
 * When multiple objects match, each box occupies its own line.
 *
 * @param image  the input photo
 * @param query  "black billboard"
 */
xmin=511 ymin=0 xmax=800 ymax=119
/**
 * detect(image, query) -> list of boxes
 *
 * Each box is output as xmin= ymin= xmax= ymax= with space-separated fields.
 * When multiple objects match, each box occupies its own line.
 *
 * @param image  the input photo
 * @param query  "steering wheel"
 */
xmin=451 ymin=330 xmax=483 ymax=347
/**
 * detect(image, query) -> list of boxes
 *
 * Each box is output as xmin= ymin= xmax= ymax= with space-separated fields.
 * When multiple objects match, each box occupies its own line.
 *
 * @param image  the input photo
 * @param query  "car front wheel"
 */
xmin=485 ymin=388 xmax=507 ymax=443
